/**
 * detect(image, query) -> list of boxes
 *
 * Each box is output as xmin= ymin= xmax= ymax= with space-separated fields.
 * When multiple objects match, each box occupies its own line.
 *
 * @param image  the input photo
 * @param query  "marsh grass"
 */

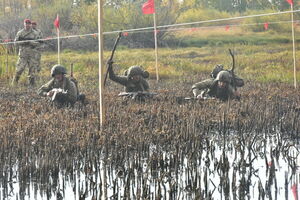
xmin=1 ymin=27 xmax=299 ymax=84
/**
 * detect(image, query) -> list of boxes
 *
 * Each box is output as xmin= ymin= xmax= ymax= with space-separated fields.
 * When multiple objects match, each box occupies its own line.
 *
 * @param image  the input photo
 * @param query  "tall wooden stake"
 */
xmin=153 ymin=12 xmax=159 ymax=82
xmin=291 ymin=3 xmax=297 ymax=88
xmin=57 ymin=14 xmax=60 ymax=64
xmin=98 ymin=0 xmax=105 ymax=127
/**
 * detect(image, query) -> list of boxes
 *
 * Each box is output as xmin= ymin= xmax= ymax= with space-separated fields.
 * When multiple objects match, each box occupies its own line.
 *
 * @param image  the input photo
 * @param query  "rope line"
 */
xmin=0 ymin=9 xmax=299 ymax=45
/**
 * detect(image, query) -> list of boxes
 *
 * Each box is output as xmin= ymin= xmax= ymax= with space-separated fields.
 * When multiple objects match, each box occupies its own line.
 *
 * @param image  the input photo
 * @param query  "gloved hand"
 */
xmin=107 ymin=59 xmax=114 ymax=66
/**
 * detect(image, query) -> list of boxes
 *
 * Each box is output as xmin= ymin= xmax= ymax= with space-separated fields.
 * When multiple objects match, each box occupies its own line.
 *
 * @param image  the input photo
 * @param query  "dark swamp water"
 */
xmin=0 ymin=82 xmax=299 ymax=199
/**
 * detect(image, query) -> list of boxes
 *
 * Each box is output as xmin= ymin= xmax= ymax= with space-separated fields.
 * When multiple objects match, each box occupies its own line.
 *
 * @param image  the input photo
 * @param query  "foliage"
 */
xmin=176 ymin=8 xmax=233 ymax=24
xmin=241 ymin=9 xmax=293 ymax=33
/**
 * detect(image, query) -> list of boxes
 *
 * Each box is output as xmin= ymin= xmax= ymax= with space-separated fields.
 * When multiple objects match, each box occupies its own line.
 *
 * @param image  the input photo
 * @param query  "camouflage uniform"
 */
xmin=13 ymin=27 xmax=39 ymax=85
xmin=109 ymin=65 xmax=150 ymax=92
xmin=211 ymin=64 xmax=244 ymax=88
xmin=192 ymin=71 xmax=240 ymax=101
xmin=32 ymin=27 xmax=43 ymax=72
xmin=38 ymin=65 xmax=78 ymax=105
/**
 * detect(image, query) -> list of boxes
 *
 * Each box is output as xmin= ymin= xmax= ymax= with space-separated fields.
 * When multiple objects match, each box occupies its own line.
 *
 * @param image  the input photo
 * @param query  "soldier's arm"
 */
xmin=192 ymin=79 xmax=213 ymax=97
xmin=37 ymin=80 xmax=54 ymax=97
xmin=233 ymin=75 xmax=244 ymax=87
xmin=66 ymin=80 xmax=78 ymax=103
xmin=108 ymin=65 xmax=128 ymax=86
xmin=228 ymin=85 xmax=240 ymax=100
xmin=142 ymin=79 xmax=150 ymax=92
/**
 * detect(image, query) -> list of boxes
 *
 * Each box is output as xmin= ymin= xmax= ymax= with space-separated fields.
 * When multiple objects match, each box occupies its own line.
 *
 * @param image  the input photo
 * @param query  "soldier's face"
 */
xmin=130 ymin=75 xmax=141 ymax=82
xmin=54 ymin=74 xmax=64 ymax=82
xmin=218 ymin=81 xmax=227 ymax=88
xmin=24 ymin=22 xmax=31 ymax=30
xmin=32 ymin=24 xmax=36 ymax=29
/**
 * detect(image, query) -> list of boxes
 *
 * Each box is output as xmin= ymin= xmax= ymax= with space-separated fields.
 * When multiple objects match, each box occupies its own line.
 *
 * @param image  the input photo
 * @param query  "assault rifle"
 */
xmin=17 ymin=37 xmax=39 ymax=48
xmin=118 ymin=91 xmax=157 ymax=100
xmin=49 ymin=88 xmax=67 ymax=102
xmin=104 ymin=32 xmax=122 ymax=86
xmin=228 ymin=49 xmax=237 ymax=91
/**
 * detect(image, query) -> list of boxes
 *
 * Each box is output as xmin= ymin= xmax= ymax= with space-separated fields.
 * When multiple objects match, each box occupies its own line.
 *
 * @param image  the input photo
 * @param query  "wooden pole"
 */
xmin=98 ymin=0 xmax=105 ymax=127
xmin=6 ymin=46 xmax=8 ymax=77
xmin=153 ymin=12 xmax=159 ymax=82
xmin=57 ymin=14 xmax=60 ymax=65
xmin=291 ymin=3 xmax=297 ymax=88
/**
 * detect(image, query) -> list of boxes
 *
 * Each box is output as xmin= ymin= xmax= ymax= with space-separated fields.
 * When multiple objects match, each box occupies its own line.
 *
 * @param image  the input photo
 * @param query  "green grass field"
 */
xmin=1 ymin=27 xmax=300 ymax=84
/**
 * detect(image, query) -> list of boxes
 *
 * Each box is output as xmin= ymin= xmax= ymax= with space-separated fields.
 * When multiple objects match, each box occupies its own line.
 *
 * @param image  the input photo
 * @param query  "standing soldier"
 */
xmin=12 ymin=19 xmax=39 ymax=86
xmin=31 ymin=21 xmax=43 ymax=73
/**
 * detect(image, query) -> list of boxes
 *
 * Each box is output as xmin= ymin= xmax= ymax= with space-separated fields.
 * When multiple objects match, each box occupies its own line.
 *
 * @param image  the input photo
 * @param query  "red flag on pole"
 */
xmin=225 ymin=25 xmax=230 ymax=31
xmin=142 ymin=0 xmax=155 ymax=15
xmin=286 ymin=0 xmax=293 ymax=5
xmin=264 ymin=22 xmax=269 ymax=30
xmin=54 ymin=15 xmax=60 ymax=29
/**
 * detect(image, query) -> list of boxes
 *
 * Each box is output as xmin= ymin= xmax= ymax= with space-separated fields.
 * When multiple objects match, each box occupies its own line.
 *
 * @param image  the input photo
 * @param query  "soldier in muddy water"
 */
xmin=108 ymin=60 xmax=150 ymax=93
xmin=192 ymin=64 xmax=244 ymax=101
xmin=12 ymin=19 xmax=40 ymax=86
xmin=38 ymin=65 xmax=85 ymax=107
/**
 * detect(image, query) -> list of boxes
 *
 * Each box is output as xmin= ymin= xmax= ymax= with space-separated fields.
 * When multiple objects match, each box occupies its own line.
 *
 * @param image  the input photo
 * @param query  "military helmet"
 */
xmin=216 ymin=70 xmax=231 ymax=83
xmin=51 ymin=64 xmax=67 ymax=77
xmin=211 ymin=64 xmax=224 ymax=78
xmin=124 ymin=66 xmax=149 ymax=79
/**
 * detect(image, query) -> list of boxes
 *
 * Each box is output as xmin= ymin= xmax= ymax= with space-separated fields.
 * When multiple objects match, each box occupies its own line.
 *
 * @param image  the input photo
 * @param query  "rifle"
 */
xmin=228 ymin=49 xmax=237 ymax=91
xmin=104 ymin=32 xmax=122 ymax=86
xmin=118 ymin=92 xmax=157 ymax=100
xmin=17 ymin=37 xmax=38 ymax=48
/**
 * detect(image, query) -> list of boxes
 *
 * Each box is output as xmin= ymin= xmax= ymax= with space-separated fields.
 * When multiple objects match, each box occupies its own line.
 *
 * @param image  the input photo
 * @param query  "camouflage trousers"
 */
xmin=35 ymin=52 xmax=42 ymax=72
xmin=14 ymin=55 xmax=39 ymax=81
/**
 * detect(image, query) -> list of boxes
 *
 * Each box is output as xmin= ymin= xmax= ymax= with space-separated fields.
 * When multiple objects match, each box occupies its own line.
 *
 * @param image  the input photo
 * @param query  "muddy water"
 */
xmin=0 ymin=82 xmax=300 ymax=200
xmin=1 ymin=134 xmax=299 ymax=200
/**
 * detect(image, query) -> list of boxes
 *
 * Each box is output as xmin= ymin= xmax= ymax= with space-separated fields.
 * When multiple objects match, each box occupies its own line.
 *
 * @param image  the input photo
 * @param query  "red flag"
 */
xmin=54 ymin=15 xmax=60 ymax=29
xmin=225 ymin=25 xmax=230 ymax=31
xmin=122 ymin=32 xmax=129 ymax=37
xmin=142 ymin=0 xmax=155 ymax=15
xmin=286 ymin=0 xmax=293 ymax=5
xmin=291 ymin=184 xmax=298 ymax=200
xmin=264 ymin=22 xmax=269 ymax=30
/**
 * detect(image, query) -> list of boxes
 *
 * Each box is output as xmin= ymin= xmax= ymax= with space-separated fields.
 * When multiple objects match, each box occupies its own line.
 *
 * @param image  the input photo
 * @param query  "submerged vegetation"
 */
xmin=0 ymin=79 xmax=299 ymax=199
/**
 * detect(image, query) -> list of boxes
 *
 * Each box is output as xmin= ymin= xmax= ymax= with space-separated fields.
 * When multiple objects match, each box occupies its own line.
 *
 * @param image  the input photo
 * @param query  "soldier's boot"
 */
xmin=77 ymin=93 xmax=86 ymax=104
xmin=12 ymin=75 xmax=20 ymax=86
xmin=29 ymin=77 xmax=35 ymax=86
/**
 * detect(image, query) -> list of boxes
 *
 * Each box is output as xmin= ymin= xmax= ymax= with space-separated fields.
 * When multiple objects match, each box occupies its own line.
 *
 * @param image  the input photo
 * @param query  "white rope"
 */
xmin=0 ymin=9 xmax=299 ymax=46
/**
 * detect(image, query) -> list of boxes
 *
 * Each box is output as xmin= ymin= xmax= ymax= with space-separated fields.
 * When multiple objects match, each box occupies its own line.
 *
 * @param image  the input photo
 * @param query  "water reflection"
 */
xmin=1 ymin=134 xmax=299 ymax=200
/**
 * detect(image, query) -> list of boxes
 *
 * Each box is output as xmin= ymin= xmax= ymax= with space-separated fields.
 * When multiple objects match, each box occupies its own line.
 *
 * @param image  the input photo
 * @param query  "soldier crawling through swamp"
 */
xmin=192 ymin=64 xmax=244 ymax=101
xmin=38 ymin=65 xmax=85 ymax=107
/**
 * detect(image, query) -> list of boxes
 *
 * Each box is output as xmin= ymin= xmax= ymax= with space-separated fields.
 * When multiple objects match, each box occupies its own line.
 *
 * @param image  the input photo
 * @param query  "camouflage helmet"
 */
xmin=216 ymin=70 xmax=231 ymax=83
xmin=51 ymin=64 xmax=67 ymax=77
xmin=211 ymin=64 xmax=224 ymax=78
xmin=124 ymin=66 xmax=149 ymax=79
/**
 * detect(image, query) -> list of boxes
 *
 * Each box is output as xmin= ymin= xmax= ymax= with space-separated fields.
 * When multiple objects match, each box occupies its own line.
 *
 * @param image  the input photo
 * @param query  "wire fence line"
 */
xmin=0 ymin=9 xmax=299 ymax=46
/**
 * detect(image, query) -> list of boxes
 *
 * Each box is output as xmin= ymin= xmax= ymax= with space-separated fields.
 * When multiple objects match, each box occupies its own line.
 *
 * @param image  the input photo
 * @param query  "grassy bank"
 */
xmin=1 ymin=27 xmax=300 ymax=85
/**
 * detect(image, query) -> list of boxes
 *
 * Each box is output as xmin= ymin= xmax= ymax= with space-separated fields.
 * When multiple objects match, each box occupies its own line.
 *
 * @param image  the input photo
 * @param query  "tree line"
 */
xmin=0 ymin=0 xmax=298 ymax=51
